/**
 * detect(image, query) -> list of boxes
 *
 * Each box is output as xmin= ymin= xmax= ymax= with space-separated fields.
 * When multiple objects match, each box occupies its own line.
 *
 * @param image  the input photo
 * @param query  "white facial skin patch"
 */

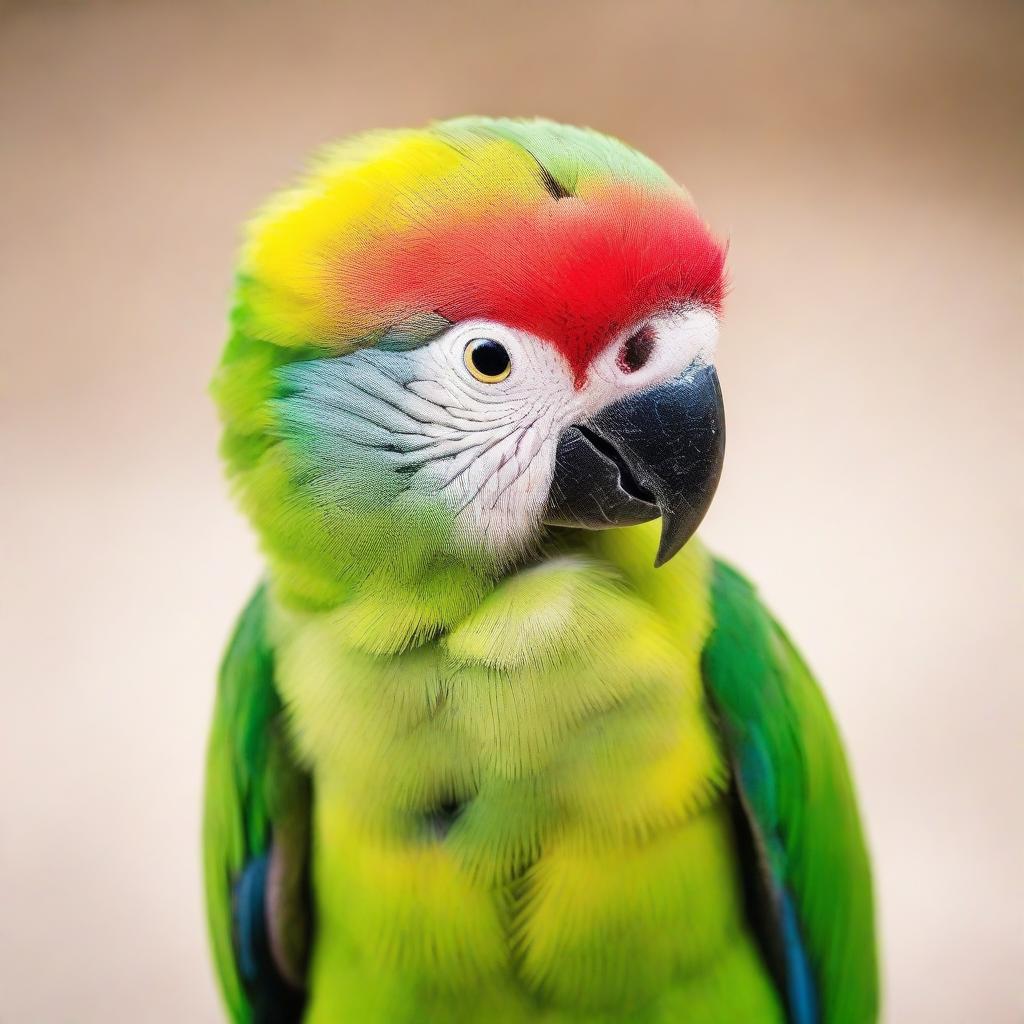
xmin=274 ymin=308 xmax=719 ymax=557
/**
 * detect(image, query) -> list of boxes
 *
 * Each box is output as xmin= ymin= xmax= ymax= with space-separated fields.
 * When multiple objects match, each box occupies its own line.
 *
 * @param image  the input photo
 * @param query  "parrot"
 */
xmin=203 ymin=116 xmax=878 ymax=1024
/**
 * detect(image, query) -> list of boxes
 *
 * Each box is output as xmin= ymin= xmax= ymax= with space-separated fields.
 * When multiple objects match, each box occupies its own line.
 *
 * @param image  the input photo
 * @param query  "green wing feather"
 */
xmin=203 ymin=584 xmax=309 ymax=1023
xmin=702 ymin=558 xmax=879 ymax=1024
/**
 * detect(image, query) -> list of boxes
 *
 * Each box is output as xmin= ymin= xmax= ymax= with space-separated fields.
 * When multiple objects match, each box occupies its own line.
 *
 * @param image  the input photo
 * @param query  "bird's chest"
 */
xmin=275 ymin=556 xmax=758 ymax=1018
xmin=301 ymin=659 xmax=744 ymax=1020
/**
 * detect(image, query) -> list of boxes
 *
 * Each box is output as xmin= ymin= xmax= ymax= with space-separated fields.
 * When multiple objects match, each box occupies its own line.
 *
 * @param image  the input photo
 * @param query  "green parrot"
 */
xmin=204 ymin=117 xmax=878 ymax=1024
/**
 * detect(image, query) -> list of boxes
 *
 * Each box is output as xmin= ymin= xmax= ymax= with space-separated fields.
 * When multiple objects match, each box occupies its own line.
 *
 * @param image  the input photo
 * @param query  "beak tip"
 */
xmin=653 ymin=521 xmax=687 ymax=568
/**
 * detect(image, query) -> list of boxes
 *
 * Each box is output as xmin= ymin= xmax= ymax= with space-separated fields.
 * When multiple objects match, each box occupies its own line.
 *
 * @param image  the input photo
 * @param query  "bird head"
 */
xmin=214 ymin=118 xmax=726 ymax=614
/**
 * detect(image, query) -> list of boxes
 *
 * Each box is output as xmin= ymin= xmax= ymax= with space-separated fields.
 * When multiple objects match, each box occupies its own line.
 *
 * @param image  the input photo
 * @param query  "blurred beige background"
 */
xmin=1 ymin=0 xmax=1021 ymax=1020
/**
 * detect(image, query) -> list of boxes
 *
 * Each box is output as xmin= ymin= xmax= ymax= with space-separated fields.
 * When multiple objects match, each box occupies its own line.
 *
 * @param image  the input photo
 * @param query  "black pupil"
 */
xmin=471 ymin=339 xmax=510 ymax=378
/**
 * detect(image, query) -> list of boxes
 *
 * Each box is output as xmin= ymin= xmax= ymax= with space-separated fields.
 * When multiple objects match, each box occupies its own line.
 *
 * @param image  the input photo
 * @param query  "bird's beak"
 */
xmin=544 ymin=364 xmax=725 ymax=566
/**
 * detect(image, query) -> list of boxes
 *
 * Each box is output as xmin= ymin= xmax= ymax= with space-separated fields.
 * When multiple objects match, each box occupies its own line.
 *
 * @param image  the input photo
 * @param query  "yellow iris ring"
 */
xmin=464 ymin=339 xmax=512 ymax=383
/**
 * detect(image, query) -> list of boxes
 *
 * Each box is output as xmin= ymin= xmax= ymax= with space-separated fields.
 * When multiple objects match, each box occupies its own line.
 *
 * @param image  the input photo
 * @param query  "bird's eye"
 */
xmin=464 ymin=338 xmax=511 ymax=383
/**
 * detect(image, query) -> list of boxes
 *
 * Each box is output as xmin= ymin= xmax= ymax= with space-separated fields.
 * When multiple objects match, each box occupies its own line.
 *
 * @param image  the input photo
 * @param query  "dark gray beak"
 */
xmin=544 ymin=364 xmax=725 ymax=566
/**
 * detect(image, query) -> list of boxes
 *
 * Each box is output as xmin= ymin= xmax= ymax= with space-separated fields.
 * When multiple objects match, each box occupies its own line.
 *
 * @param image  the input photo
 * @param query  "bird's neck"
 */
xmin=264 ymin=524 xmax=600 ymax=655
xmin=267 ymin=521 xmax=721 ymax=776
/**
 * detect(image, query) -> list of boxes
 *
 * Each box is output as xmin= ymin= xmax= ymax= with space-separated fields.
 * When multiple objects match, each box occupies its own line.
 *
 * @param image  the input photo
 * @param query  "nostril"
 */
xmin=617 ymin=326 xmax=655 ymax=375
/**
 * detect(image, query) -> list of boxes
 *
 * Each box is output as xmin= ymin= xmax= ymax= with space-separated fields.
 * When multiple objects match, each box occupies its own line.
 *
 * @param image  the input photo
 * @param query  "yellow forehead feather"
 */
xmin=236 ymin=129 xmax=549 ymax=348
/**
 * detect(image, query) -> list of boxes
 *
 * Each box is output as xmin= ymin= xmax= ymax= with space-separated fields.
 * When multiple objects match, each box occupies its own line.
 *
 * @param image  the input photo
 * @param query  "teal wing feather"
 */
xmin=202 ymin=584 xmax=310 ymax=1024
xmin=702 ymin=558 xmax=879 ymax=1024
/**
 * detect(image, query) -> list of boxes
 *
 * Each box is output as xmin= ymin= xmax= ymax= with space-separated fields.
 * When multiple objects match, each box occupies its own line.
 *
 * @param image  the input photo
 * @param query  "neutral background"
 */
xmin=2 ymin=1 xmax=1021 ymax=1021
